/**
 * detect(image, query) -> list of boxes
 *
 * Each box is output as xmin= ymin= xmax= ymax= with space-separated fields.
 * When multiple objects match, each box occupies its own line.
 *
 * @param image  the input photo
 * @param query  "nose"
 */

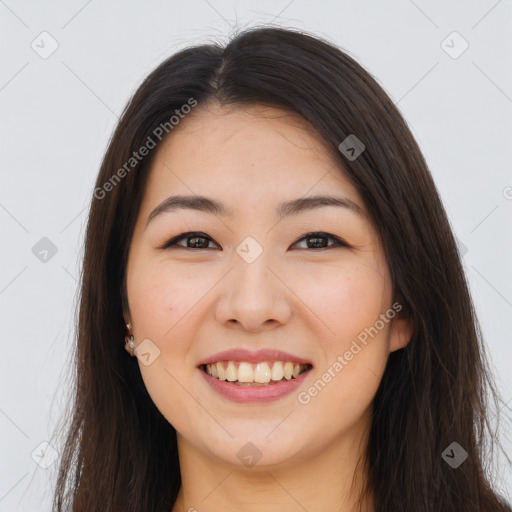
xmin=214 ymin=254 xmax=292 ymax=333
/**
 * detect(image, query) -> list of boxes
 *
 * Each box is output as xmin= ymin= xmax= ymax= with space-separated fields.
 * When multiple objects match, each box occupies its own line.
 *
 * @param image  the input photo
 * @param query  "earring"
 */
xmin=125 ymin=323 xmax=136 ymax=356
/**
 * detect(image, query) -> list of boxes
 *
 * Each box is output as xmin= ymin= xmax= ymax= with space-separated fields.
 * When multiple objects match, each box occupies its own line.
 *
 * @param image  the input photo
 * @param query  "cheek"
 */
xmin=301 ymin=319 xmax=390 ymax=438
xmin=298 ymin=259 xmax=389 ymax=341
xmin=138 ymin=360 xmax=201 ymax=436
xmin=127 ymin=259 xmax=203 ymax=339
xmin=298 ymin=259 xmax=391 ymax=403
xmin=299 ymin=262 xmax=391 ymax=423
xmin=129 ymin=261 xmax=203 ymax=430
xmin=127 ymin=261 xmax=201 ymax=410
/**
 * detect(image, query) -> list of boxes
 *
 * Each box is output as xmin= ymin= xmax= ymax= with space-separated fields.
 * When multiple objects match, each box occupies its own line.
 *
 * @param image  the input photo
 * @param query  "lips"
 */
xmin=199 ymin=362 xmax=312 ymax=403
xmin=196 ymin=348 xmax=313 ymax=402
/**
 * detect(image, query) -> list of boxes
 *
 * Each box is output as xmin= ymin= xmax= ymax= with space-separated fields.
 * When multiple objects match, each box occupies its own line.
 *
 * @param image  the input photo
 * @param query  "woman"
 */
xmin=51 ymin=26 xmax=511 ymax=511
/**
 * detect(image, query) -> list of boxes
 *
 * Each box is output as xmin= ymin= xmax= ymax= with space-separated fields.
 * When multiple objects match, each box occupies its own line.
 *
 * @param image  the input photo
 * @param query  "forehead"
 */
xmin=162 ymin=102 xmax=332 ymax=153
xmin=145 ymin=103 xmax=361 ymax=205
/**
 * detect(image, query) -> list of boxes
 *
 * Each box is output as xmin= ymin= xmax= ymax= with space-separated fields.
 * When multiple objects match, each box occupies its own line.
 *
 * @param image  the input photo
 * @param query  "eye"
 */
xmin=291 ymin=232 xmax=349 ymax=250
xmin=160 ymin=231 xmax=220 ymax=250
xmin=159 ymin=231 xmax=349 ymax=250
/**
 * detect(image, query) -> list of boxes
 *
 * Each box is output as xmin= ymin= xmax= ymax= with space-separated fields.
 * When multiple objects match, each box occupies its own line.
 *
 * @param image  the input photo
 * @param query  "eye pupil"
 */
xmin=307 ymin=235 xmax=327 ymax=249
xmin=189 ymin=236 xmax=208 ymax=248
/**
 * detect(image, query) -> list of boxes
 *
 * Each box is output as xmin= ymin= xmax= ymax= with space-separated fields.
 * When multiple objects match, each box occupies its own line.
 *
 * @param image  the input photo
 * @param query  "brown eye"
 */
xmin=160 ymin=232 xmax=219 ymax=250
xmin=160 ymin=231 xmax=348 ymax=251
xmin=292 ymin=232 xmax=348 ymax=250
xmin=180 ymin=235 xmax=211 ymax=249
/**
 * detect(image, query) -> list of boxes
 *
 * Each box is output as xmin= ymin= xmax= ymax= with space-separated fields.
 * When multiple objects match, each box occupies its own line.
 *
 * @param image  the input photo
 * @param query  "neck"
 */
xmin=172 ymin=409 xmax=374 ymax=512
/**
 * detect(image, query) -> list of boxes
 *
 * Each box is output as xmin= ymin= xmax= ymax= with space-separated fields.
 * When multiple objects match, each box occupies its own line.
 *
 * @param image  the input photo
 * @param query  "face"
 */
xmin=125 ymin=103 xmax=412 ymax=469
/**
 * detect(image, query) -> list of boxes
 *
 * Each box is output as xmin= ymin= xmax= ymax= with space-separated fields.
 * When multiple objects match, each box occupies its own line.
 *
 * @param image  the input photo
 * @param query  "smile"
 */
xmin=202 ymin=360 xmax=313 ymax=386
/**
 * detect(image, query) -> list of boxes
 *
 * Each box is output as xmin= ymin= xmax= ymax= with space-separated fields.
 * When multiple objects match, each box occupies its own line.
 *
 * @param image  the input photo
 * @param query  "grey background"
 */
xmin=1 ymin=0 xmax=511 ymax=509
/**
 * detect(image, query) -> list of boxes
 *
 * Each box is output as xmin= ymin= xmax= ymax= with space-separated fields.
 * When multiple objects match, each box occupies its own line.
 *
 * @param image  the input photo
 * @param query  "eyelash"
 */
xmin=158 ymin=231 xmax=350 ymax=251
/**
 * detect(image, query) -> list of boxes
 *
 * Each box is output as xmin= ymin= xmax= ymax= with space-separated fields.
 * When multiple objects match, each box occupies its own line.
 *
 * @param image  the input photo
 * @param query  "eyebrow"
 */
xmin=146 ymin=194 xmax=365 ymax=227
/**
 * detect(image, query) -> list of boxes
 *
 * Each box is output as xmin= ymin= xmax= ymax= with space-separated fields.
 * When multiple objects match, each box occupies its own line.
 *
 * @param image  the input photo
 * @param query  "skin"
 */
xmin=124 ymin=103 xmax=413 ymax=512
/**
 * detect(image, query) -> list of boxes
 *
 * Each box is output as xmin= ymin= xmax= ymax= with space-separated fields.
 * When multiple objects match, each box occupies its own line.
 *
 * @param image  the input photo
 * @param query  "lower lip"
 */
xmin=199 ymin=368 xmax=312 ymax=404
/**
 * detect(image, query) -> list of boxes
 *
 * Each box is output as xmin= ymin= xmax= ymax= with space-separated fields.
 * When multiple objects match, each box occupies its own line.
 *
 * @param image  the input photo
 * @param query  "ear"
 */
xmin=389 ymin=311 xmax=414 ymax=353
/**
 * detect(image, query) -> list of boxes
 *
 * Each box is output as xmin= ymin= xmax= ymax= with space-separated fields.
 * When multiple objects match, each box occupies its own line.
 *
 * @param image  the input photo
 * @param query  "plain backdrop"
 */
xmin=0 ymin=0 xmax=511 ymax=510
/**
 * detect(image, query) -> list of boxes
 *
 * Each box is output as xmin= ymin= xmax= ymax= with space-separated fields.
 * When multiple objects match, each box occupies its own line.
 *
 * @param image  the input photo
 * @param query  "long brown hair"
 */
xmin=51 ymin=25 xmax=511 ymax=511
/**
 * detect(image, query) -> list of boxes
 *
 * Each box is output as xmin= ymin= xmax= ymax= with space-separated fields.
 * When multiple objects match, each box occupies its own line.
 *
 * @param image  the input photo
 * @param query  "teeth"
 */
xmin=226 ymin=361 xmax=237 ymax=382
xmin=217 ymin=362 xmax=226 ymax=380
xmin=254 ymin=362 xmax=271 ymax=383
xmin=238 ymin=362 xmax=254 ymax=383
xmin=271 ymin=361 xmax=284 ymax=380
xmin=204 ymin=360 xmax=309 ymax=384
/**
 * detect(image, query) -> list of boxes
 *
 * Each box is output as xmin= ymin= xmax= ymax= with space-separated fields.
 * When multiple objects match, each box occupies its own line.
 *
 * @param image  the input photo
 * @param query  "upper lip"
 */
xmin=197 ymin=348 xmax=313 ymax=367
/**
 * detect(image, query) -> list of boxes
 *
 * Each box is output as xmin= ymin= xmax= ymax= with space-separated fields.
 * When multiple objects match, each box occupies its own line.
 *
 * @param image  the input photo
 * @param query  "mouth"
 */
xmin=200 ymin=360 xmax=314 ymax=387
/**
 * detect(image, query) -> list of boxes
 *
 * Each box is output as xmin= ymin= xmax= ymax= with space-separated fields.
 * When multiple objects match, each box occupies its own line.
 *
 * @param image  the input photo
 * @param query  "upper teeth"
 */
xmin=205 ymin=361 xmax=308 ymax=383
